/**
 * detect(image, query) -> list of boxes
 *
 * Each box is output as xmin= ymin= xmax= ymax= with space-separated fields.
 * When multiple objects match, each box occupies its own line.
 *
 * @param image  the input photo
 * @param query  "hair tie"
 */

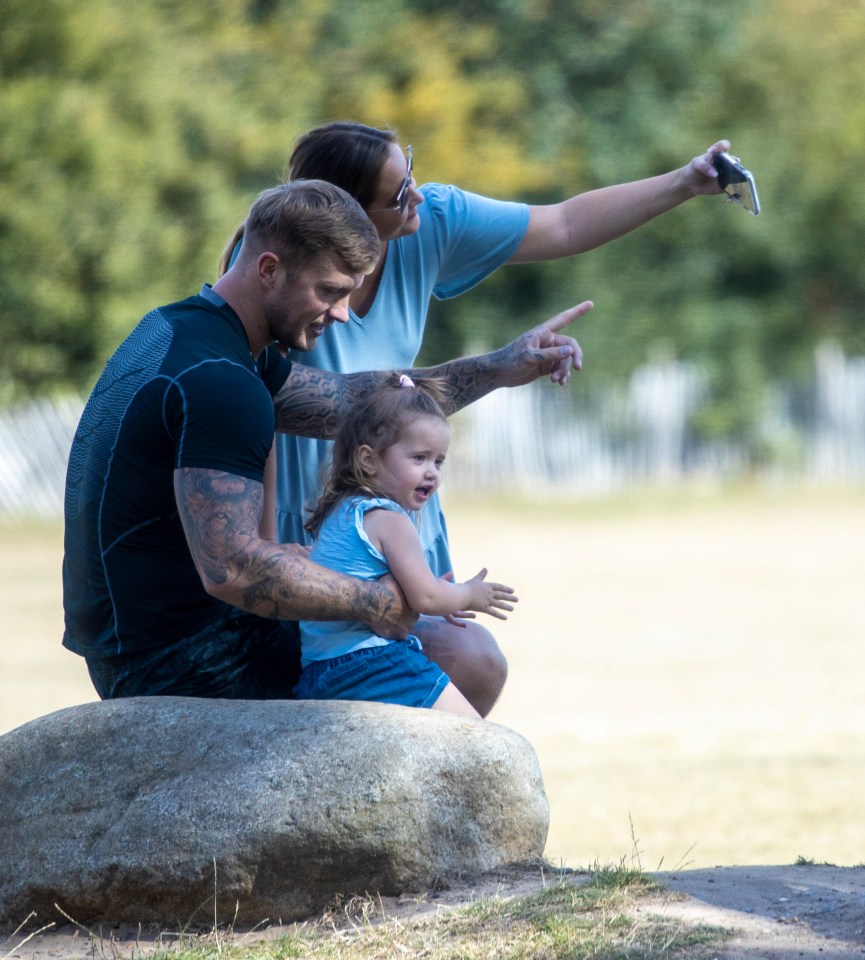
xmin=398 ymin=374 xmax=415 ymax=389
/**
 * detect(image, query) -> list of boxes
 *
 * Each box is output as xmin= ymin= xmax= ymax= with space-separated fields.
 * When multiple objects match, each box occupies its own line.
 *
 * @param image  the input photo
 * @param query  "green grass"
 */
xmin=17 ymin=864 xmax=728 ymax=960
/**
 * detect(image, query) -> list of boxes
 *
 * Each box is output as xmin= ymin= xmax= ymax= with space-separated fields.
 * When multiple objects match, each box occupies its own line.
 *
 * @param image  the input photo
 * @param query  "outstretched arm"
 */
xmin=509 ymin=140 xmax=730 ymax=263
xmin=365 ymin=509 xmax=517 ymax=621
xmin=272 ymin=300 xmax=593 ymax=436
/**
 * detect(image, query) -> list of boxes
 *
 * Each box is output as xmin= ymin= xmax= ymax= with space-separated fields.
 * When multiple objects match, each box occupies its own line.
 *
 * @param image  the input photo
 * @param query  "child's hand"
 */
xmin=436 ymin=571 xmax=477 ymax=626
xmin=443 ymin=610 xmax=475 ymax=627
xmin=465 ymin=568 xmax=519 ymax=620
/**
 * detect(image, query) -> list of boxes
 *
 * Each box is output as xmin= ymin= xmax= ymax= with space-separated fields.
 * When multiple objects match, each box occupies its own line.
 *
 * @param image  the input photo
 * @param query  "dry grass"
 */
xmin=3 ymin=485 xmax=864 ymax=871
xmin=3 ymin=864 xmax=730 ymax=960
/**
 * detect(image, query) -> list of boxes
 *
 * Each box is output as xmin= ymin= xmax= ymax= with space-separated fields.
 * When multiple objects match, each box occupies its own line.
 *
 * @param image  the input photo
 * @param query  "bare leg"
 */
xmin=414 ymin=617 xmax=507 ymax=718
xmin=431 ymin=682 xmax=481 ymax=719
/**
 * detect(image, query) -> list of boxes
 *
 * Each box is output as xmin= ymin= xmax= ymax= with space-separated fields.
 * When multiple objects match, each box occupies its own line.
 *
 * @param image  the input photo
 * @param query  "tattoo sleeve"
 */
xmin=411 ymin=350 xmax=504 ymax=417
xmin=273 ymin=349 xmax=507 ymax=436
xmin=271 ymin=365 xmax=381 ymax=437
xmin=174 ymin=467 xmax=390 ymax=623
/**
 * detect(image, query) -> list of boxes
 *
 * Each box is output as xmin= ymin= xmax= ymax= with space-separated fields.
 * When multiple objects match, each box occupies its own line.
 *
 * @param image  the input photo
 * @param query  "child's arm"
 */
xmin=364 ymin=509 xmax=518 ymax=620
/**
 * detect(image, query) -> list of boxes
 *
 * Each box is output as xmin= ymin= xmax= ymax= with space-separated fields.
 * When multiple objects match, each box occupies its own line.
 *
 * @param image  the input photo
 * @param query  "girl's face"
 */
xmin=364 ymin=414 xmax=451 ymax=512
xmin=365 ymin=142 xmax=424 ymax=242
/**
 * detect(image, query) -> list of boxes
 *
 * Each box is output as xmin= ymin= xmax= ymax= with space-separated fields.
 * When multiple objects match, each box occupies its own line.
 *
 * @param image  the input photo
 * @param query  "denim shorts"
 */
xmin=85 ymin=613 xmax=301 ymax=700
xmin=293 ymin=638 xmax=450 ymax=709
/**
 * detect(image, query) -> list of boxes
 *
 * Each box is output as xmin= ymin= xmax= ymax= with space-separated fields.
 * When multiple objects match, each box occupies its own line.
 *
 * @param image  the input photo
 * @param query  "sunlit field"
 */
xmin=3 ymin=486 xmax=864 ymax=871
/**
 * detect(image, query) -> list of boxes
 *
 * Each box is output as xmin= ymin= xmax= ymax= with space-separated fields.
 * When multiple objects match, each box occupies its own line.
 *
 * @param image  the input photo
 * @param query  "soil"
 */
xmin=5 ymin=863 xmax=864 ymax=959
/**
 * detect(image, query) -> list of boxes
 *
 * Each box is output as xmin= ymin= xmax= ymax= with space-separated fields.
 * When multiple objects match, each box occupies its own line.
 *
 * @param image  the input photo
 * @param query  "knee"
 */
xmin=468 ymin=622 xmax=508 ymax=687
xmin=414 ymin=617 xmax=508 ymax=717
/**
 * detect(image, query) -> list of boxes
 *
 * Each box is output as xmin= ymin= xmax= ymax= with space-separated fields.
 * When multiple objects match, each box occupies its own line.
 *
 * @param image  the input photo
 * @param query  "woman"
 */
xmin=223 ymin=121 xmax=729 ymax=714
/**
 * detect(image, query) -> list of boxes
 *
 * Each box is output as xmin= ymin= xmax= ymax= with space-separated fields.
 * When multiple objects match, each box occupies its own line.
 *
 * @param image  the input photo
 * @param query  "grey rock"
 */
xmin=0 ymin=697 xmax=548 ymax=927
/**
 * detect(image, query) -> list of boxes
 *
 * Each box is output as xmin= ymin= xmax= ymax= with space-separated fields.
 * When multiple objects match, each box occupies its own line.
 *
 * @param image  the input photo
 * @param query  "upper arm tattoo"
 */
xmin=272 ymin=365 xmax=381 ymax=437
xmin=174 ymin=466 xmax=388 ymax=621
xmin=174 ymin=467 xmax=264 ymax=587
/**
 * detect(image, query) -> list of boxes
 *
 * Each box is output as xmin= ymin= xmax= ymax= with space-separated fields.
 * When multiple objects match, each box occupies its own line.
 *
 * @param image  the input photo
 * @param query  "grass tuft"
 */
xmin=48 ymin=866 xmax=726 ymax=960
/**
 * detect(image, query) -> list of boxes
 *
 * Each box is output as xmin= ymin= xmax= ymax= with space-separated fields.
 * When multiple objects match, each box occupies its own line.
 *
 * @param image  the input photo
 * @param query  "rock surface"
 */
xmin=0 ymin=697 xmax=548 ymax=927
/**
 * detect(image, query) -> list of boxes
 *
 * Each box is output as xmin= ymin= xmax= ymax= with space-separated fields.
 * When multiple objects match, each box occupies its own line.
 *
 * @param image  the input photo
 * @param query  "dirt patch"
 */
xmin=651 ymin=864 xmax=865 ymax=958
xmin=5 ymin=863 xmax=864 ymax=959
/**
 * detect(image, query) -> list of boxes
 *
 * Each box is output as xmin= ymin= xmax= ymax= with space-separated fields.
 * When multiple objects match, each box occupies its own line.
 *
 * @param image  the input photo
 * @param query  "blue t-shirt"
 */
xmin=62 ymin=286 xmax=293 ymax=658
xmin=276 ymin=183 xmax=529 ymax=575
xmin=299 ymin=496 xmax=410 ymax=666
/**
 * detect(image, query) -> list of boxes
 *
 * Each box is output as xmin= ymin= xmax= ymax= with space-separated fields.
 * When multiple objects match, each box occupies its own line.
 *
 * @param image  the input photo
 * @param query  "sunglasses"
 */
xmin=368 ymin=145 xmax=413 ymax=215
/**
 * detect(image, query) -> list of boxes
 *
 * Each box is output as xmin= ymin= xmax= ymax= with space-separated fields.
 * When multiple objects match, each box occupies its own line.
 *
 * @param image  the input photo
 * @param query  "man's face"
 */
xmin=263 ymin=250 xmax=365 ymax=353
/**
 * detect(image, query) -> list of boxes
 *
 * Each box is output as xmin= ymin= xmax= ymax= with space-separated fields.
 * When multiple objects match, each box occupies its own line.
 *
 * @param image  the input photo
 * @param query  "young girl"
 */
xmin=294 ymin=373 xmax=518 ymax=718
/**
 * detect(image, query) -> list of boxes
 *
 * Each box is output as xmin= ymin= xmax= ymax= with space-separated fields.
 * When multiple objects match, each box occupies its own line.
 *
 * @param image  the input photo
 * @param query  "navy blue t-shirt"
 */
xmin=62 ymin=286 xmax=292 ymax=658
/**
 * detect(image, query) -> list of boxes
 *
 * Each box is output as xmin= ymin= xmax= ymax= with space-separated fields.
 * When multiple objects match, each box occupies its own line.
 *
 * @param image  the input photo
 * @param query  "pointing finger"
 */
xmin=540 ymin=300 xmax=594 ymax=335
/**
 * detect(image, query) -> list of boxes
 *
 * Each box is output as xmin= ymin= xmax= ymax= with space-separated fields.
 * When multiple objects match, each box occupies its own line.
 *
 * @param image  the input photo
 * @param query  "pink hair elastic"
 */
xmin=398 ymin=374 xmax=415 ymax=389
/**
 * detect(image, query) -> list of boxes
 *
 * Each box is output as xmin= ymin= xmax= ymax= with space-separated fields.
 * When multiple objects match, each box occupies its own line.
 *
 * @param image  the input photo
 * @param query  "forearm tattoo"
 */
xmin=276 ymin=350 xmax=506 ymax=436
xmin=175 ymin=467 xmax=387 ymax=622
xmin=413 ymin=351 xmax=503 ymax=416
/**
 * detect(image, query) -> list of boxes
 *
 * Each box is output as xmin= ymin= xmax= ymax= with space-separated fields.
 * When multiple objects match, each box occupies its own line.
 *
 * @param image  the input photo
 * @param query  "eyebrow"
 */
xmin=319 ymin=280 xmax=357 ymax=298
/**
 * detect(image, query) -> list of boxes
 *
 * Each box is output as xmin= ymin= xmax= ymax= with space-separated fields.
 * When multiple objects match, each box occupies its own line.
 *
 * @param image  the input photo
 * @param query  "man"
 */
xmin=63 ymin=180 xmax=591 ymax=703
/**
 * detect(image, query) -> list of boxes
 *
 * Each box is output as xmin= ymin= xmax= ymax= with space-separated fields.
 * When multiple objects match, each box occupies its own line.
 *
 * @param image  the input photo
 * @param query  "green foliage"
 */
xmin=0 ymin=0 xmax=860 ymax=447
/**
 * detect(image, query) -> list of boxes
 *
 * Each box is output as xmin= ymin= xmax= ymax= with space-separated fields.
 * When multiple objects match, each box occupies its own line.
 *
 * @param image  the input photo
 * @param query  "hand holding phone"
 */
xmin=712 ymin=152 xmax=760 ymax=215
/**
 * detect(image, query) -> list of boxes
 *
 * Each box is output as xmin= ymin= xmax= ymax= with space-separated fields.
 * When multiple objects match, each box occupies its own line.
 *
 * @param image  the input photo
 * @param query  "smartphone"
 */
xmin=712 ymin=152 xmax=760 ymax=215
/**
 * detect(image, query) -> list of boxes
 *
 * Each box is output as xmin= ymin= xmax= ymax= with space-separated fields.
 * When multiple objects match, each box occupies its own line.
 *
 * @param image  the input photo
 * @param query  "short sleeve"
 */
xmin=419 ymin=183 xmax=530 ymax=300
xmin=169 ymin=359 xmax=275 ymax=482
xmin=257 ymin=346 xmax=293 ymax=396
xmin=352 ymin=497 xmax=411 ymax=563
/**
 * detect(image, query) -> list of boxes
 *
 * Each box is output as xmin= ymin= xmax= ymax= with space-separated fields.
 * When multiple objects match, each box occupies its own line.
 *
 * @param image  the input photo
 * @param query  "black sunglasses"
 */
xmin=368 ymin=145 xmax=413 ymax=215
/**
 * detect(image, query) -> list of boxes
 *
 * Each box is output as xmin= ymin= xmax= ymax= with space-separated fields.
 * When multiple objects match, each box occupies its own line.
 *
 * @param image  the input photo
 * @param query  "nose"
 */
xmin=328 ymin=299 xmax=351 ymax=324
xmin=407 ymin=181 xmax=423 ymax=209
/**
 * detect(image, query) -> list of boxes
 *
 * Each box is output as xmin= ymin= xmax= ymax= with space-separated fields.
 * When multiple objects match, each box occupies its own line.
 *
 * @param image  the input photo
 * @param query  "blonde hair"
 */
xmin=305 ymin=373 xmax=449 ymax=535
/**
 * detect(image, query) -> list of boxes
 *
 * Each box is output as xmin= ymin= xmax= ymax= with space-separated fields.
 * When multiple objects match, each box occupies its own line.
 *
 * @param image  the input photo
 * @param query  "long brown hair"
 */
xmin=305 ymin=372 xmax=449 ymax=535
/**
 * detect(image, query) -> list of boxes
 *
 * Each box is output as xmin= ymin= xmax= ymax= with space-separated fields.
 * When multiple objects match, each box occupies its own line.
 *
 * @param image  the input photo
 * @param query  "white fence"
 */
xmin=0 ymin=397 xmax=85 ymax=520
xmin=2 ymin=343 xmax=864 ymax=520
xmin=447 ymin=342 xmax=865 ymax=497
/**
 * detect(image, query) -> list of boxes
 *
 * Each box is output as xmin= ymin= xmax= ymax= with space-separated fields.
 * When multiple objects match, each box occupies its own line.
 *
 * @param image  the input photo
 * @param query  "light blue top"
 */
xmin=299 ymin=496 xmax=412 ymax=667
xmin=277 ymin=182 xmax=530 ymax=577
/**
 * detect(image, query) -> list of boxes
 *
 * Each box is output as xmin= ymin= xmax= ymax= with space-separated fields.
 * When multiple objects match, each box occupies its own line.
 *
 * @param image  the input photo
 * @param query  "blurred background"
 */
xmin=2 ymin=0 xmax=865 ymax=509
xmin=1 ymin=0 xmax=863 ymax=870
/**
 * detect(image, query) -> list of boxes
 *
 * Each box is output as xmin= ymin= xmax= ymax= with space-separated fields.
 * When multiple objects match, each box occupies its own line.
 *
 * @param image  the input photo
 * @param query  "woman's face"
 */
xmin=365 ymin=142 xmax=424 ymax=242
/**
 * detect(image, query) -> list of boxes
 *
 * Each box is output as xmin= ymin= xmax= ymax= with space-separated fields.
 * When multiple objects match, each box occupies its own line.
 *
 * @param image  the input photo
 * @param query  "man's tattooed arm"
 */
xmin=174 ymin=467 xmax=409 ymax=632
xmin=273 ymin=303 xmax=591 ymax=437
xmin=271 ymin=365 xmax=381 ymax=437
xmin=274 ymin=352 xmax=507 ymax=437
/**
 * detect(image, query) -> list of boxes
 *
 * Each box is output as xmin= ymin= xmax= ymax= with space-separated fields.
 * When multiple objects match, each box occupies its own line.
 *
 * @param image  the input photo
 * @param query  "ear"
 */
xmin=356 ymin=444 xmax=377 ymax=478
xmin=257 ymin=252 xmax=281 ymax=288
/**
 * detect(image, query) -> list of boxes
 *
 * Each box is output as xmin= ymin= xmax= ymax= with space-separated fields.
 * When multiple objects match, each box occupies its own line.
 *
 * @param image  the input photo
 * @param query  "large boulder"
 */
xmin=0 ymin=697 xmax=548 ymax=927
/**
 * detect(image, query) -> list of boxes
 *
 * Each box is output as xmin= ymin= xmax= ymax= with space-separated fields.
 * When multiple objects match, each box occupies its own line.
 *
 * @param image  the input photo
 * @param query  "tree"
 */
xmin=0 ymin=0 xmax=861 ymax=448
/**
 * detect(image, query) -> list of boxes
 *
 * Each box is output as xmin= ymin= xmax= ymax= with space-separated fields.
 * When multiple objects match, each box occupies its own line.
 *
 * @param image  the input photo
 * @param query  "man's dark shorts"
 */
xmin=85 ymin=613 xmax=301 ymax=700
